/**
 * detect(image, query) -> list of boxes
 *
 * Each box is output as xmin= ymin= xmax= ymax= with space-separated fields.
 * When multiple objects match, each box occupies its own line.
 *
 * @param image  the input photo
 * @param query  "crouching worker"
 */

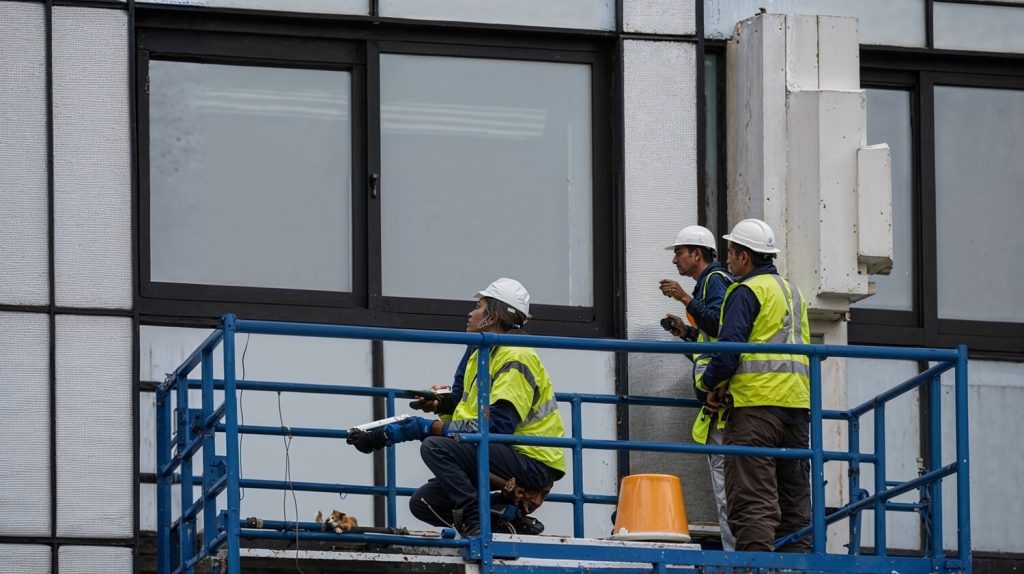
xmin=346 ymin=278 xmax=566 ymax=536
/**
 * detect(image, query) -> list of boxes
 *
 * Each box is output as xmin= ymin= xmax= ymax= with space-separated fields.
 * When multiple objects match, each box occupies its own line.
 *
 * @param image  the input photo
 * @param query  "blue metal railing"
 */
xmin=156 ymin=314 xmax=972 ymax=574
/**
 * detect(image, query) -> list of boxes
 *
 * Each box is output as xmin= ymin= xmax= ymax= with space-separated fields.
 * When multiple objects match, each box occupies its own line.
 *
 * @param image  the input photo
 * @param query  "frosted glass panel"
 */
xmin=935 ymin=86 xmax=1024 ymax=322
xmin=0 ymin=3 xmax=49 ymax=306
xmin=148 ymin=61 xmax=352 ymax=292
xmin=0 ymin=545 xmax=51 ymax=573
xmin=935 ymin=4 xmax=1024 ymax=54
xmin=624 ymin=0 xmax=696 ymax=35
xmin=139 ymin=0 xmax=368 ymax=13
xmin=847 ymin=359 xmax=921 ymax=550
xmin=139 ymin=325 xmax=376 ymax=526
xmin=380 ymin=0 xmax=614 ymax=31
xmin=52 ymin=6 xmax=132 ymax=309
xmin=59 ymin=546 xmax=132 ymax=574
xmin=853 ymin=90 xmax=913 ymax=311
xmin=704 ymin=0 xmax=926 ymax=47
xmin=56 ymin=315 xmax=133 ymax=537
xmin=380 ymin=54 xmax=593 ymax=306
xmin=0 ymin=312 xmax=50 ymax=536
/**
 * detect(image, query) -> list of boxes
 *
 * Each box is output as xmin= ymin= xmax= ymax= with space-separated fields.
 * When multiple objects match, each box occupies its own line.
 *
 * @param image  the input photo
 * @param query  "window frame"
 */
xmin=134 ymin=12 xmax=617 ymax=338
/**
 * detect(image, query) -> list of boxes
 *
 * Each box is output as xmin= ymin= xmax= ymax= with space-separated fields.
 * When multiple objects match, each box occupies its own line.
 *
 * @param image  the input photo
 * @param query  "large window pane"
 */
xmin=934 ymin=3 xmax=1024 ymax=54
xmin=380 ymin=0 xmax=614 ymax=31
xmin=380 ymin=54 xmax=593 ymax=306
xmin=148 ymin=61 xmax=352 ymax=291
xmin=935 ymin=86 xmax=1024 ymax=322
xmin=853 ymin=89 xmax=913 ymax=311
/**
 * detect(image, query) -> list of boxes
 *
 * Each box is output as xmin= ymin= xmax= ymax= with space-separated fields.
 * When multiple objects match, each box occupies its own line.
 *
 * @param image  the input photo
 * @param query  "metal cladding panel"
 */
xmin=0 ymin=3 xmax=49 ymax=306
xmin=52 ymin=7 xmax=132 ymax=310
xmin=0 ymin=313 xmax=51 ymax=537
xmin=623 ymin=0 xmax=696 ymax=36
xmin=138 ymin=0 xmax=368 ymax=12
xmin=623 ymin=40 xmax=712 ymax=521
xmin=380 ymin=0 xmax=615 ymax=30
xmin=59 ymin=546 xmax=132 ymax=573
xmin=56 ymin=315 xmax=133 ymax=538
xmin=0 ymin=545 xmax=52 ymax=573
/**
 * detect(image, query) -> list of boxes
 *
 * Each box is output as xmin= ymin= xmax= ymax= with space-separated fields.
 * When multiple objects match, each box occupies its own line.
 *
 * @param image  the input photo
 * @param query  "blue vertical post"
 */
xmin=385 ymin=390 xmax=397 ymax=528
xmin=176 ymin=370 xmax=194 ymax=573
xmin=847 ymin=415 xmax=862 ymax=554
xmin=571 ymin=395 xmax=584 ymax=538
xmin=156 ymin=386 xmax=172 ymax=574
xmin=222 ymin=315 xmax=242 ymax=574
xmin=809 ymin=355 xmax=826 ymax=553
xmin=201 ymin=350 xmax=217 ymax=555
xmin=873 ymin=403 xmax=887 ymax=556
xmin=954 ymin=346 xmax=971 ymax=564
xmin=476 ymin=340 xmax=493 ymax=553
xmin=929 ymin=373 xmax=944 ymax=560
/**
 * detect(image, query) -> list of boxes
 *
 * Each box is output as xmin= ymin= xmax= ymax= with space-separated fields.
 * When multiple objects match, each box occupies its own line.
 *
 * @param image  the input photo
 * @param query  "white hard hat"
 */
xmin=474 ymin=278 xmax=531 ymax=319
xmin=722 ymin=218 xmax=781 ymax=254
xmin=666 ymin=225 xmax=717 ymax=252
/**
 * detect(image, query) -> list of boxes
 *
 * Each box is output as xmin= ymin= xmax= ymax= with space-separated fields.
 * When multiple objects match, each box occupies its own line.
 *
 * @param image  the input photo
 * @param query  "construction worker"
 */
xmin=658 ymin=225 xmax=736 ymax=551
xmin=700 ymin=218 xmax=811 ymax=553
xmin=346 ymin=278 xmax=566 ymax=536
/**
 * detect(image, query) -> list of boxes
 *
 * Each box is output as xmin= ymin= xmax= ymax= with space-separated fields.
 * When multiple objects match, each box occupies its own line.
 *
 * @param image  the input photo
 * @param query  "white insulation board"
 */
xmin=56 ymin=315 xmax=133 ymax=537
xmin=623 ymin=0 xmax=696 ymax=36
xmin=59 ymin=546 xmax=133 ymax=574
xmin=52 ymin=6 xmax=132 ymax=310
xmin=0 ymin=544 xmax=52 ymax=573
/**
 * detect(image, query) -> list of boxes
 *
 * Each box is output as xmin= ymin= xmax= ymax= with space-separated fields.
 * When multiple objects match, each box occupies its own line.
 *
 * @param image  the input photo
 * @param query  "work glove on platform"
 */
xmin=346 ymin=416 xmax=434 ymax=454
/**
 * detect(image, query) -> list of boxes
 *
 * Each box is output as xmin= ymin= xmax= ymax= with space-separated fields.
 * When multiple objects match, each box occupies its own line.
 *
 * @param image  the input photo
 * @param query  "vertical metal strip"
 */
xmin=925 ymin=0 xmax=935 ymax=50
xmin=873 ymin=403 xmax=887 ymax=555
xmin=847 ymin=416 xmax=862 ymax=554
xmin=571 ymin=396 xmax=584 ymax=538
xmin=809 ymin=355 xmax=826 ymax=553
xmin=385 ymin=390 xmax=397 ymax=528
xmin=954 ymin=345 xmax=970 ymax=563
xmin=156 ymin=385 xmax=171 ymax=574
xmin=928 ymin=372 xmax=944 ymax=559
xmin=371 ymin=339 xmax=386 ymax=526
xmin=695 ymin=0 xmax=707 ymax=227
xmin=476 ymin=340 xmax=493 ymax=564
xmin=127 ymin=0 xmax=140 ymax=571
xmin=613 ymin=0 xmax=630 ymax=481
xmin=175 ymin=374 xmax=193 ymax=571
xmin=201 ymin=351 xmax=217 ymax=559
xmin=45 ymin=1 xmax=58 ymax=570
xmin=221 ymin=315 xmax=241 ymax=574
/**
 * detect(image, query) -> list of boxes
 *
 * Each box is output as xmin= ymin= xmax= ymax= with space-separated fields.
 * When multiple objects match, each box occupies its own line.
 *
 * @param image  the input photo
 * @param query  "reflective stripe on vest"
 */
xmin=720 ymin=273 xmax=810 ymax=409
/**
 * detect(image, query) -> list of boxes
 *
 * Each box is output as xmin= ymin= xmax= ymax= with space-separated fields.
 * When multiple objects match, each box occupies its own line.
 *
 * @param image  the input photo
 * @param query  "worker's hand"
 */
xmin=346 ymin=428 xmax=388 ymax=454
xmin=515 ymin=484 xmax=553 ymax=515
xmin=659 ymin=279 xmax=692 ymax=305
xmin=661 ymin=314 xmax=685 ymax=336
xmin=704 ymin=386 xmax=728 ymax=413
xmin=410 ymin=385 xmax=451 ymax=413
xmin=383 ymin=416 xmax=434 ymax=444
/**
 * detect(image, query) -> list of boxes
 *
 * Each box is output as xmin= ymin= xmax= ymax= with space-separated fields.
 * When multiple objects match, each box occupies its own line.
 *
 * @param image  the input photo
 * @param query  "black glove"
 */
xmin=346 ymin=428 xmax=388 ymax=454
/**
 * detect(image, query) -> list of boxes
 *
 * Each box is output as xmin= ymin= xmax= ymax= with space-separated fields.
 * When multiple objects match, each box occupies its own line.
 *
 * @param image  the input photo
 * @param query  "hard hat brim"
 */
xmin=722 ymin=233 xmax=781 ymax=254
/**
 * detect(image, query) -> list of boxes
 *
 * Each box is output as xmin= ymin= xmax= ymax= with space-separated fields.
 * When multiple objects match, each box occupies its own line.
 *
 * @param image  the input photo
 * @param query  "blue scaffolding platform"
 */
xmin=156 ymin=314 xmax=972 ymax=574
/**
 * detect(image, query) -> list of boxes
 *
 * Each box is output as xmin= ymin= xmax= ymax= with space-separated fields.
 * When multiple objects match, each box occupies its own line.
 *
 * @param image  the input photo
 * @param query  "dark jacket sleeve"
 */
xmin=701 ymin=284 xmax=760 ymax=389
xmin=686 ymin=272 xmax=730 ymax=338
xmin=449 ymin=346 xmax=474 ymax=402
xmin=443 ymin=400 xmax=521 ymax=435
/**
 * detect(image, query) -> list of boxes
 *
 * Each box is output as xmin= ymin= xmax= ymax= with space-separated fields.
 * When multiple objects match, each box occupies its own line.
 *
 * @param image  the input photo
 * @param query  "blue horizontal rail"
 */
xmin=156 ymin=315 xmax=971 ymax=574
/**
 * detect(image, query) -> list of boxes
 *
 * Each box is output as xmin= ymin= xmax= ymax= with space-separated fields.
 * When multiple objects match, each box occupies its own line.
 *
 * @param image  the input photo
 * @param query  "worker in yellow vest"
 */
xmin=658 ymin=225 xmax=736 ymax=551
xmin=347 ymin=278 xmax=566 ymax=537
xmin=700 ymin=219 xmax=811 ymax=553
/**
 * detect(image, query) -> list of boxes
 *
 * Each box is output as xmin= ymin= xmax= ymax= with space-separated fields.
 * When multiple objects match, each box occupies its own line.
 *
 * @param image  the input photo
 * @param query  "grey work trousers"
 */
xmin=724 ymin=406 xmax=812 ymax=553
xmin=706 ymin=425 xmax=737 ymax=551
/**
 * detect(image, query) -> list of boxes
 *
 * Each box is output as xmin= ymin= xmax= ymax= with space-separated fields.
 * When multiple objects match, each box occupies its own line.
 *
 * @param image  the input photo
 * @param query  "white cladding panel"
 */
xmin=704 ymin=0 xmax=926 ymax=47
xmin=0 ymin=545 xmax=52 ymax=573
xmin=52 ymin=6 xmax=132 ymax=310
xmin=138 ymin=0 xmax=368 ymax=13
xmin=56 ymin=315 xmax=133 ymax=537
xmin=623 ymin=40 xmax=710 ymax=521
xmin=939 ymin=360 xmax=1024 ymax=552
xmin=380 ymin=0 xmax=615 ymax=30
xmin=59 ymin=546 xmax=133 ymax=574
xmin=0 ymin=3 xmax=49 ymax=306
xmin=0 ymin=313 xmax=51 ymax=536
xmin=623 ymin=0 xmax=696 ymax=36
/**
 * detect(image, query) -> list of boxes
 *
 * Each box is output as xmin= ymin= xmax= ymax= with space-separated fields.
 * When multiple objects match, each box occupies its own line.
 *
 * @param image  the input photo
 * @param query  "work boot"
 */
xmin=452 ymin=509 xmax=481 ymax=537
xmin=510 ymin=514 xmax=544 ymax=535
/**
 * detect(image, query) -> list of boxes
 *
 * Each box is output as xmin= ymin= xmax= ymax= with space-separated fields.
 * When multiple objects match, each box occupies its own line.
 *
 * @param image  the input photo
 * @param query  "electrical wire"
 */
xmin=239 ymin=333 xmax=251 ymax=502
xmin=277 ymin=390 xmax=306 ymax=574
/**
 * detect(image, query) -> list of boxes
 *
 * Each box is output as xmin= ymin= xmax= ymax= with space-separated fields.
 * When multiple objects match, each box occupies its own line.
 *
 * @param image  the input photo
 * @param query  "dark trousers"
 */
xmin=409 ymin=436 xmax=552 ymax=527
xmin=724 ymin=406 xmax=812 ymax=552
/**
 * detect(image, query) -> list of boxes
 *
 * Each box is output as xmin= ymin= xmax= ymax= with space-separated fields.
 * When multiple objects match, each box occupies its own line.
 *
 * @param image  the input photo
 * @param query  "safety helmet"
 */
xmin=722 ymin=218 xmax=780 ymax=254
xmin=474 ymin=278 xmax=531 ymax=319
xmin=665 ymin=225 xmax=718 ymax=253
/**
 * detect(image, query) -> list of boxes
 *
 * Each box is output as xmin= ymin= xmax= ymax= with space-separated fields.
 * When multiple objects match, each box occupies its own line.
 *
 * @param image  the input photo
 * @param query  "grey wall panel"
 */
xmin=0 ymin=545 xmax=52 ymax=573
xmin=0 ymin=2 xmax=49 ymax=306
xmin=138 ymin=0 xmax=368 ymax=13
xmin=0 ymin=313 xmax=51 ymax=537
xmin=59 ymin=546 xmax=132 ymax=573
xmin=56 ymin=315 xmax=133 ymax=537
xmin=52 ymin=7 xmax=132 ymax=310
xmin=935 ymin=3 xmax=1024 ymax=54
xmin=380 ymin=0 xmax=615 ymax=30
xmin=623 ymin=0 xmax=696 ymax=36
xmin=622 ymin=40 xmax=708 ymax=522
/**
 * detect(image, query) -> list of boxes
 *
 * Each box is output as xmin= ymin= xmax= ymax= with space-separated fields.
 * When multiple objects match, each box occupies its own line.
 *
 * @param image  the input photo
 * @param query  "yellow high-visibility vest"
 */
xmin=454 ymin=346 xmax=566 ymax=474
xmin=691 ymin=268 xmax=733 ymax=443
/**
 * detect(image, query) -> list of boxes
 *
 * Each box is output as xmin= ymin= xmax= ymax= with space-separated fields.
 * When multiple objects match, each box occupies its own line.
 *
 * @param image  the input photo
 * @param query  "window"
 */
xmin=136 ymin=15 xmax=613 ymax=337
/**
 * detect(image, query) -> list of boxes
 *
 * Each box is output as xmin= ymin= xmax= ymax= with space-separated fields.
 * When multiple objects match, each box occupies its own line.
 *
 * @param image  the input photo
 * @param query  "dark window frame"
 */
xmin=135 ymin=12 xmax=618 ymax=338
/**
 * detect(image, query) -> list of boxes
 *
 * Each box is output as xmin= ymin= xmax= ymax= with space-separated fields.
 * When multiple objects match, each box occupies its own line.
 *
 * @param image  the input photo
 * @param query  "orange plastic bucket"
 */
xmin=611 ymin=474 xmax=691 ymax=542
